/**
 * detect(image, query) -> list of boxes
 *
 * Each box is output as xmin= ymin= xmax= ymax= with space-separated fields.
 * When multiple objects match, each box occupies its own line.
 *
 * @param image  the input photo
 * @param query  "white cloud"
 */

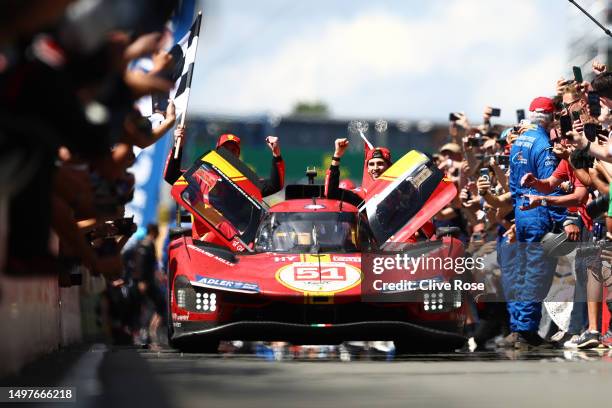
xmin=190 ymin=0 xmax=566 ymax=121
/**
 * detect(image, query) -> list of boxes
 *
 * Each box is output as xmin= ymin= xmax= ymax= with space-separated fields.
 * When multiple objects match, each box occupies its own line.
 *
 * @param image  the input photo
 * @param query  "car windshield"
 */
xmin=254 ymin=212 xmax=369 ymax=253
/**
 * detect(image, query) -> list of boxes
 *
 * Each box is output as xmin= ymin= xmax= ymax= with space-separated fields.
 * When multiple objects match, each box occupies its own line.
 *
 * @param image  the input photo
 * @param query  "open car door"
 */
xmin=171 ymin=149 xmax=268 ymax=252
xmin=358 ymin=150 xmax=456 ymax=249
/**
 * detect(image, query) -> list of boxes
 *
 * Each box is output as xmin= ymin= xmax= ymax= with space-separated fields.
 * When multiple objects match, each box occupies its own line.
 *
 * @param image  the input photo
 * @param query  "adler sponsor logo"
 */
xmin=188 ymin=245 xmax=235 ymax=267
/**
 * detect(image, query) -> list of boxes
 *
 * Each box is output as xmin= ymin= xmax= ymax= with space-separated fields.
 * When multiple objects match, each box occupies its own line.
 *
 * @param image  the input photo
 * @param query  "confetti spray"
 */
xmin=348 ymin=120 xmax=373 ymax=149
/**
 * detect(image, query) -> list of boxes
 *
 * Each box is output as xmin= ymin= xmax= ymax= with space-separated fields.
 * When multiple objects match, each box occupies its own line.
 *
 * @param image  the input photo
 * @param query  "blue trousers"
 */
xmin=504 ymin=221 xmax=558 ymax=332
xmin=498 ymin=238 xmax=517 ymax=302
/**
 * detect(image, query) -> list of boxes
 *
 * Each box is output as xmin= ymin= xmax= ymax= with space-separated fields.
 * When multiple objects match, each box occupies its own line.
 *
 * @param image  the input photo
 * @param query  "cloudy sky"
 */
xmin=189 ymin=0 xmax=582 ymax=123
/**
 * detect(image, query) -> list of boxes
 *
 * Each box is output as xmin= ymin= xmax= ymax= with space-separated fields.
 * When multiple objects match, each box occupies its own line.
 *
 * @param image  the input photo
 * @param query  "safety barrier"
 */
xmin=0 ymin=273 xmax=82 ymax=378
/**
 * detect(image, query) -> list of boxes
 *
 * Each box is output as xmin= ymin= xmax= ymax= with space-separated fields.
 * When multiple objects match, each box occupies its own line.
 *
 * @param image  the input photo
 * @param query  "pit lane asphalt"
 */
xmin=3 ymin=344 xmax=612 ymax=408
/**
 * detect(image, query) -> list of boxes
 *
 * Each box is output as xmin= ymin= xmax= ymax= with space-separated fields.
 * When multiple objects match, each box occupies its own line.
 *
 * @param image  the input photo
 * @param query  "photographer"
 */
xmin=570 ymin=71 xmax=612 ymax=162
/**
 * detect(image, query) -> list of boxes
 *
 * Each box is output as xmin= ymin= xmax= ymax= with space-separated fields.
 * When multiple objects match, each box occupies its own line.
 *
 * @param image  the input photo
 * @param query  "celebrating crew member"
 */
xmin=164 ymin=126 xmax=285 ymax=243
xmin=325 ymin=138 xmax=434 ymax=241
xmin=324 ymin=138 xmax=392 ymax=199
xmin=164 ymin=126 xmax=285 ymax=195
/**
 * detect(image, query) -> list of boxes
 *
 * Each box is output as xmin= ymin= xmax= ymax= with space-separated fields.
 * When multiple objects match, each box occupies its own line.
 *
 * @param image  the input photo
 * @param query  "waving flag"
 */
xmin=152 ymin=12 xmax=202 ymax=124
xmin=127 ymin=7 xmax=201 ymax=248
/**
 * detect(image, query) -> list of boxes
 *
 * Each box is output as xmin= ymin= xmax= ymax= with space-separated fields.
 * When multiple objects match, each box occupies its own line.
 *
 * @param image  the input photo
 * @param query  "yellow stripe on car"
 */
xmin=379 ymin=150 xmax=429 ymax=179
xmin=200 ymin=151 xmax=245 ymax=179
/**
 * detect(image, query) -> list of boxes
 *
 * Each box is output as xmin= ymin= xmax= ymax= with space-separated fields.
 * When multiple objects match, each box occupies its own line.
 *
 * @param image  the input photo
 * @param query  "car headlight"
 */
xmin=177 ymin=288 xmax=188 ymax=308
xmin=195 ymin=291 xmax=217 ymax=312
xmin=174 ymin=277 xmax=219 ymax=313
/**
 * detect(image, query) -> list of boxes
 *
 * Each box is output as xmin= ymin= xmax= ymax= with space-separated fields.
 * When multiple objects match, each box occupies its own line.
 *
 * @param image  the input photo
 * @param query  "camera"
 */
xmin=584 ymin=123 xmax=598 ymax=142
xmin=573 ymin=66 xmax=583 ymax=83
xmin=516 ymin=109 xmax=525 ymax=123
xmin=587 ymin=92 xmax=601 ymax=117
xmin=479 ymin=168 xmax=490 ymax=181
xmin=467 ymin=136 xmax=484 ymax=147
xmin=490 ymin=108 xmax=501 ymax=117
xmin=95 ymin=237 xmax=118 ymax=257
xmin=559 ymin=115 xmax=573 ymax=136
xmin=111 ymin=217 xmax=137 ymax=236
xmin=85 ymin=217 xmax=136 ymax=243
xmin=494 ymin=155 xmax=510 ymax=167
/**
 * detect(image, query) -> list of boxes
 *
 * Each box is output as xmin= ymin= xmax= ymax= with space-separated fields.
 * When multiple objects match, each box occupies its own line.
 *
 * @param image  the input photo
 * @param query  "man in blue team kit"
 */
xmin=506 ymin=96 xmax=569 ymax=348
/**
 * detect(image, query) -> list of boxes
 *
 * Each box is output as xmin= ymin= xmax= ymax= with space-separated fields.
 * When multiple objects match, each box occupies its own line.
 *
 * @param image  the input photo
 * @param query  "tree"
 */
xmin=291 ymin=101 xmax=330 ymax=117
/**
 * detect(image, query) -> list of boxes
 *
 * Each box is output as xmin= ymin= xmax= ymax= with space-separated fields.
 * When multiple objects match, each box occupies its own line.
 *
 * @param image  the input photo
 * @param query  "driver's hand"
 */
xmin=266 ymin=136 xmax=281 ymax=157
xmin=334 ymin=138 xmax=349 ymax=158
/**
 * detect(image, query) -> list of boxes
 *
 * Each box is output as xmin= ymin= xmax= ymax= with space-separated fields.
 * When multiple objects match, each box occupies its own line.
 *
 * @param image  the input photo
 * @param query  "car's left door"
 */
xmin=171 ymin=149 xmax=268 ymax=252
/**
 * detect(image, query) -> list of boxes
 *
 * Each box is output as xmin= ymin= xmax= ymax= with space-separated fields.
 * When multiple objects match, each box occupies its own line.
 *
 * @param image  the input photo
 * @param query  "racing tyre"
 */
xmin=167 ymin=321 xmax=177 ymax=349
xmin=176 ymin=339 xmax=220 ymax=354
xmin=393 ymin=341 xmax=434 ymax=355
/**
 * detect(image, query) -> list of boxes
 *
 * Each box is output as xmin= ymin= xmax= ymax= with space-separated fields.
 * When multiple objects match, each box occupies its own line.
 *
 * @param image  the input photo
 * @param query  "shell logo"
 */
xmin=275 ymin=262 xmax=362 ymax=293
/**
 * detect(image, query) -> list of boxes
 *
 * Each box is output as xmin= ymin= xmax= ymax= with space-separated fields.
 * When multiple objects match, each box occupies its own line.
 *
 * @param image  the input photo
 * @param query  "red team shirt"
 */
xmin=552 ymin=159 xmax=592 ymax=230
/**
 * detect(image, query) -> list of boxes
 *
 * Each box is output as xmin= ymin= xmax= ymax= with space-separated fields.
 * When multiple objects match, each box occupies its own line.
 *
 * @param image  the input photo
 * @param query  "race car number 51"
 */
xmin=276 ymin=262 xmax=362 ymax=293
xmin=294 ymin=266 xmax=346 ymax=281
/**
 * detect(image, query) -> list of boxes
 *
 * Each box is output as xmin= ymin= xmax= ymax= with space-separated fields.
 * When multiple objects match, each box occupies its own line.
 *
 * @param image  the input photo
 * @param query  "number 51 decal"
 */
xmin=294 ymin=266 xmax=347 ymax=281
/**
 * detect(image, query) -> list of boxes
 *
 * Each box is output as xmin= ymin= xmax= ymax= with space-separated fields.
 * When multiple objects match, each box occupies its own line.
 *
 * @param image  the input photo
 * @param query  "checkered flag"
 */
xmin=171 ymin=12 xmax=202 ymax=123
xmin=154 ymin=12 xmax=202 ymax=124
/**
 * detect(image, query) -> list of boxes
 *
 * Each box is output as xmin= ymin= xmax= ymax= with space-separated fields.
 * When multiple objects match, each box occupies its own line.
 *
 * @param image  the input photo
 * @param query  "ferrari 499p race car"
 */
xmin=166 ymin=148 xmax=467 ymax=353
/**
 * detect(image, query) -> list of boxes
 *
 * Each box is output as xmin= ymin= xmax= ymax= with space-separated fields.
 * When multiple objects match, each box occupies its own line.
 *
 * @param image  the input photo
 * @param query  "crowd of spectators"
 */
xmin=433 ymin=64 xmax=612 ymax=350
xmin=0 ymin=0 xmax=184 ymax=346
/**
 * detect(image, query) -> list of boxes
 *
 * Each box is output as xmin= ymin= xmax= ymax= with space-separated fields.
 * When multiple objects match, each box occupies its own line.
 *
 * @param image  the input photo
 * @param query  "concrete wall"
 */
xmin=0 ymin=274 xmax=82 ymax=377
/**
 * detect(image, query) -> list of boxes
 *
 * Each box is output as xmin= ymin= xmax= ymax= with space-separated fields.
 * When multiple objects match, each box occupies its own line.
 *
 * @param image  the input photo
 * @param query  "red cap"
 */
xmin=216 ymin=133 xmax=241 ymax=149
xmin=365 ymin=147 xmax=392 ymax=163
xmin=529 ymin=97 xmax=555 ymax=113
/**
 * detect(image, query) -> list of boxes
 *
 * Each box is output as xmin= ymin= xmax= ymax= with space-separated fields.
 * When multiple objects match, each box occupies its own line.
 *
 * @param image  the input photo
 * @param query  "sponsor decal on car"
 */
xmin=274 ymin=256 xmax=298 ymax=262
xmin=187 ymin=244 xmax=235 ymax=266
xmin=193 ymin=275 xmax=260 ymax=293
xmin=275 ymin=262 xmax=362 ymax=294
xmin=332 ymin=255 xmax=361 ymax=263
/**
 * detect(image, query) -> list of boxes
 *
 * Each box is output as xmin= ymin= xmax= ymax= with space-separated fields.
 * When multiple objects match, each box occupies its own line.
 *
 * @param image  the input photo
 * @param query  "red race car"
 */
xmin=166 ymin=149 xmax=466 ymax=353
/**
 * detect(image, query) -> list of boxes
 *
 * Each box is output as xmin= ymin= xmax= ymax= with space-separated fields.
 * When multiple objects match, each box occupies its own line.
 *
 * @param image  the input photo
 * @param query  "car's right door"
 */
xmin=358 ymin=150 xmax=457 ymax=248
